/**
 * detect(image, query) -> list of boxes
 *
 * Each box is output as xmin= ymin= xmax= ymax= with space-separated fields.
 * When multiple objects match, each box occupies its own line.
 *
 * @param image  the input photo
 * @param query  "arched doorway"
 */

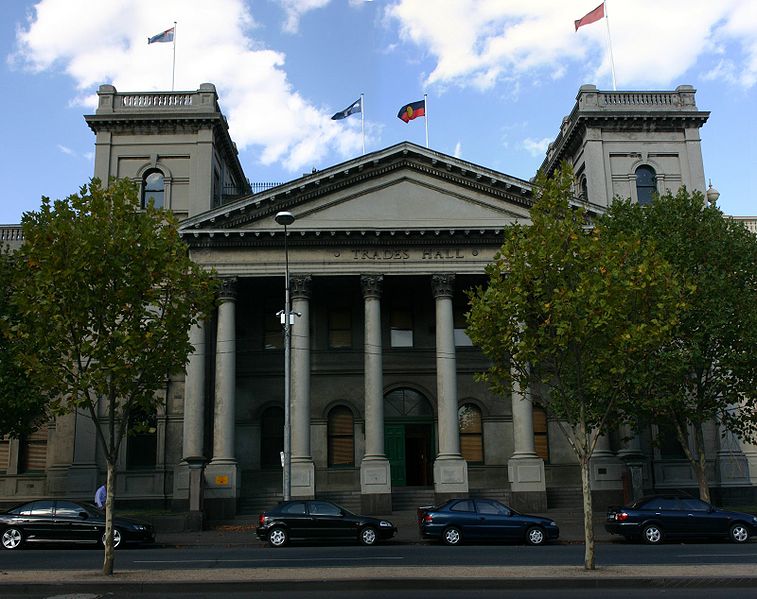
xmin=384 ymin=388 xmax=435 ymax=487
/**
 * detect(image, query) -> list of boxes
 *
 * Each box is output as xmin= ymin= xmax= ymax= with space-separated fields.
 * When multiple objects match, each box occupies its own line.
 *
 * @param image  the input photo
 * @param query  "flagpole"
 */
xmin=603 ymin=2 xmax=617 ymax=90
xmin=424 ymin=93 xmax=429 ymax=148
xmin=171 ymin=21 xmax=177 ymax=91
xmin=360 ymin=93 xmax=365 ymax=155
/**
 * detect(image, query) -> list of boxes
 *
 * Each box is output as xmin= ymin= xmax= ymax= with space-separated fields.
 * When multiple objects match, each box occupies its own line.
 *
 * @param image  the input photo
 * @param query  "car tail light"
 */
xmin=615 ymin=512 xmax=629 ymax=522
xmin=423 ymin=514 xmax=433 ymax=524
xmin=258 ymin=514 xmax=268 ymax=526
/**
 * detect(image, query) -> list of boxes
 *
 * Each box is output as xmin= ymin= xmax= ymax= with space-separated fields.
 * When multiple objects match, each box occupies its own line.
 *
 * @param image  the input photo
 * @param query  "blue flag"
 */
xmin=331 ymin=98 xmax=362 ymax=120
xmin=148 ymin=27 xmax=175 ymax=44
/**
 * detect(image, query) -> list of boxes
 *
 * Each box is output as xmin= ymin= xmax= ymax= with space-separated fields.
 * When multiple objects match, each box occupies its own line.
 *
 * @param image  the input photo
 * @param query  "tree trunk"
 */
xmin=580 ymin=454 xmax=595 ymax=570
xmin=102 ymin=461 xmax=116 ymax=575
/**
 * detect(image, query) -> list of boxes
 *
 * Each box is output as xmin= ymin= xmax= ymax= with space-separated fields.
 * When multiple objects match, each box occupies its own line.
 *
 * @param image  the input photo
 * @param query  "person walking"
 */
xmin=95 ymin=483 xmax=106 ymax=508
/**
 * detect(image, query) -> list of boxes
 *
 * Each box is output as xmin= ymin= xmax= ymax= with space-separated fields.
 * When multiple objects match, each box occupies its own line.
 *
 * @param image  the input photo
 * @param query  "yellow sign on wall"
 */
xmin=215 ymin=475 xmax=229 ymax=486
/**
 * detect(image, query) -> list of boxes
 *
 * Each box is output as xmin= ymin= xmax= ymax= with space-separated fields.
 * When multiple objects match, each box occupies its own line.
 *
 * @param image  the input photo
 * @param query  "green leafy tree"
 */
xmin=466 ymin=165 xmax=682 ymax=570
xmin=12 ymin=178 xmax=218 ymax=575
xmin=0 ymin=251 xmax=49 ymax=437
xmin=603 ymin=188 xmax=757 ymax=502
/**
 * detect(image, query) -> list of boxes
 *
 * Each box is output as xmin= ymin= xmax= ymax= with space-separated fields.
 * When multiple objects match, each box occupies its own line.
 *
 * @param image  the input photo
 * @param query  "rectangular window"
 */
xmin=19 ymin=428 xmax=47 ymax=473
xmin=0 ymin=435 xmax=9 ymax=473
xmin=264 ymin=306 xmax=283 ymax=350
xmin=328 ymin=308 xmax=352 ymax=349
xmin=126 ymin=410 xmax=158 ymax=470
xmin=453 ymin=305 xmax=473 ymax=347
xmin=658 ymin=423 xmax=687 ymax=459
xmin=533 ymin=407 xmax=549 ymax=463
xmin=390 ymin=308 xmax=413 ymax=348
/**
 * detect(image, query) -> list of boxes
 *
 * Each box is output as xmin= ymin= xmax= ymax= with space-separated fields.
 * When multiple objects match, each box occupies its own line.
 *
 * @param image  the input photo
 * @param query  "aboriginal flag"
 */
xmin=397 ymin=99 xmax=425 ymax=123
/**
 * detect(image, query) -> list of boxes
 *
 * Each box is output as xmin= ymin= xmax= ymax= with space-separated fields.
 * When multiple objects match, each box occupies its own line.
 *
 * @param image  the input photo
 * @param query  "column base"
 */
xmin=360 ymin=457 xmax=392 ymax=514
xmin=204 ymin=460 xmax=238 ymax=521
xmin=291 ymin=459 xmax=315 ymax=498
xmin=508 ymin=455 xmax=546 ymax=512
xmin=433 ymin=456 xmax=468 ymax=501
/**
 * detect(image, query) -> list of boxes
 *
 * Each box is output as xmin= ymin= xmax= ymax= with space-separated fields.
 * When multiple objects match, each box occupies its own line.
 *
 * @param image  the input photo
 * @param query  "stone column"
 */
xmin=590 ymin=430 xmax=624 ymax=506
xmin=173 ymin=321 xmax=207 ymax=524
xmin=290 ymin=275 xmax=315 ymax=498
xmin=431 ymin=274 xmax=468 ymax=501
xmin=359 ymin=275 xmax=392 ymax=513
xmin=205 ymin=278 xmax=238 ymax=520
xmin=507 ymin=373 xmax=546 ymax=512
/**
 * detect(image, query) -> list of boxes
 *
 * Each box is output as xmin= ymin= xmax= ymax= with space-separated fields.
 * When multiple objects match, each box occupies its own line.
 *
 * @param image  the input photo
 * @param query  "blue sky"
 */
xmin=1 ymin=0 xmax=755 ymax=223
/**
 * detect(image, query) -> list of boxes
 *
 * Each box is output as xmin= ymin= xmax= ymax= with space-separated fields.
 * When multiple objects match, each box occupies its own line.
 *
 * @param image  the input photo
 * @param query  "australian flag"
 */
xmin=148 ymin=27 xmax=175 ymax=44
xmin=331 ymin=98 xmax=362 ymax=120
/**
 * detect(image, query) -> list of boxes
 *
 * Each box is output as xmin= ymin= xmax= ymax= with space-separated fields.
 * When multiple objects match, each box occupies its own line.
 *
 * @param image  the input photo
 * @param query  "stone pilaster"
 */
xmin=431 ymin=274 xmax=468 ymax=502
xmin=205 ymin=278 xmax=238 ymax=520
xmin=359 ymin=274 xmax=391 ymax=513
xmin=589 ymin=431 xmax=624 ymax=507
xmin=290 ymin=275 xmax=315 ymax=498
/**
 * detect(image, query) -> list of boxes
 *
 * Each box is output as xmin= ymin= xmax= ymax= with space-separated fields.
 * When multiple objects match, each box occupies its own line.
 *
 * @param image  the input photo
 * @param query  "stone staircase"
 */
xmin=391 ymin=487 xmax=436 ymax=511
xmin=546 ymin=486 xmax=584 ymax=510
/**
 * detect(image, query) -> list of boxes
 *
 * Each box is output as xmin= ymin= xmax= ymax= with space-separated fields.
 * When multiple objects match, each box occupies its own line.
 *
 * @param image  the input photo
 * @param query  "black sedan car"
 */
xmin=256 ymin=500 xmax=397 ymax=547
xmin=418 ymin=497 xmax=559 ymax=546
xmin=1 ymin=499 xmax=155 ymax=550
xmin=605 ymin=494 xmax=757 ymax=544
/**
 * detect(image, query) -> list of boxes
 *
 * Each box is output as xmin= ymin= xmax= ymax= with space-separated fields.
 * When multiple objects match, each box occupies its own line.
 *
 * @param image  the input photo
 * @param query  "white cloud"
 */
xmin=11 ymin=0 xmax=362 ymax=176
xmin=522 ymin=137 xmax=551 ymax=158
xmin=279 ymin=0 xmax=331 ymax=34
xmin=385 ymin=0 xmax=757 ymax=90
xmin=57 ymin=144 xmax=74 ymax=156
xmin=453 ymin=141 xmax=462 ymax=158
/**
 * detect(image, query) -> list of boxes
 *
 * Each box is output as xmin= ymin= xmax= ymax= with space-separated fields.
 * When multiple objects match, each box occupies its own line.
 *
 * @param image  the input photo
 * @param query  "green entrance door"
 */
xmin=385 ymin=424 xmax=406 ymax=487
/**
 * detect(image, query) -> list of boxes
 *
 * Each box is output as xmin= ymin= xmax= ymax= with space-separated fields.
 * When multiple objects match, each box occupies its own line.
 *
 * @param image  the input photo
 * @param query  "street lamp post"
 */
xmin=275 ymin=211 xmax=295 ymax=502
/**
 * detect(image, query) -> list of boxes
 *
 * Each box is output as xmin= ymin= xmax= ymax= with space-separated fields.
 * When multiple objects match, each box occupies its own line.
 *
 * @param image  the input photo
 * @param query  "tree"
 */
xmin=0 ymin=251 xmax=49 ymax=437
xmin=603 ymin=188 xmax=757 ymax=502
xmin=466 ymin=165 xmax=682 ymax=570
xmin=12 ymin=178 xmax=218 ymax=575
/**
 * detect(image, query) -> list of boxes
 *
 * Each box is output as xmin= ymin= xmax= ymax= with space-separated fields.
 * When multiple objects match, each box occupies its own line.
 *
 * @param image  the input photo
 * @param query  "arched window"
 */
xmin=141 ymin=169 xmax=165 ymax=209
xmin=458 ymin=403 xmax=483 ymax=463
xmin=580 ymin=177 xmax=588 ymax=201
xmin=635 ymin=165 xmax=656 ymax=206
xmin=533 ymin=406 xmax=549 ymax=463
xmin=327 ymin=406 xmax=354 ymax=467
xmin=260 ymin=406 xmax=284 ymax=469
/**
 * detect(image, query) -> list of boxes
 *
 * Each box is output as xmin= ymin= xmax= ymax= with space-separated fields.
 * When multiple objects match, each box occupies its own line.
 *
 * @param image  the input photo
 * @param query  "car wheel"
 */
xmin=730 ymin=523 xmax=750 ymax=544
xmin=359 ymin=526 xmax=378 ymax=546
xmin=2 ymin=528 xmax=23 ymax=550
xmin=525 ymin=526 xmax=546 ymax=546
xmin=268 ymin=527 xmax=288 ymax=548
xmin=642 ymin=524 xmax=663 ymax=545
xmin=101 ymin=528 xmax=122 ymax=549
xmin=442 ymin=526 xmax=462 ymax=546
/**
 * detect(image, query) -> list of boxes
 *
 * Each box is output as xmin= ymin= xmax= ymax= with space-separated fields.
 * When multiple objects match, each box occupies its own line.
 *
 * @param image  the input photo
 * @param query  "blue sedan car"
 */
xmin=418 ymin=497 xmax=559 ymax=546
xmin=606 ymin=494 xmax=757 ymax=544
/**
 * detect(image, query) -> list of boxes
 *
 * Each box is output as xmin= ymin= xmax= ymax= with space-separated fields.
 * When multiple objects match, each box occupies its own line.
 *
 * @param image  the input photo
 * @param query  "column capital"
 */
xmin=432 ymin=273 xmax=455 ymax=298
xmin=217 ymin=277 xmax=237 ymax=302
xmin=291 ymin=274 xmax=312 ymax=300
xmin=361 ymin=274 xmax=383 ymax=299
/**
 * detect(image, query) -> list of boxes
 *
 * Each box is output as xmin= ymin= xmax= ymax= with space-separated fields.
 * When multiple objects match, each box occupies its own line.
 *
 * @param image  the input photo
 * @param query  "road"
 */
xmin=4 ymin=539 xmax=757 ymax=570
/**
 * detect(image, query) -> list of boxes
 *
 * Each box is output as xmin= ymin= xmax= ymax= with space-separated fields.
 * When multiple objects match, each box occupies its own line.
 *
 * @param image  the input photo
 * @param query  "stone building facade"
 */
xmin=1 ymin=83 xmax=756 ymax=520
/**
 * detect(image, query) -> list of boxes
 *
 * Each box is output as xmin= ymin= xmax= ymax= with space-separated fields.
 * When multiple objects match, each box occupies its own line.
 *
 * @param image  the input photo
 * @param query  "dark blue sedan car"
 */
xmin=605 ymin=494 xmax=757 ymax=544
xmin=418 ymin=497 xmax=559 ymax=546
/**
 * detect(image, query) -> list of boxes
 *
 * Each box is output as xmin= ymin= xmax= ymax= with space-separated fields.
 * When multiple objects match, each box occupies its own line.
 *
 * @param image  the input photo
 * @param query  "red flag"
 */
xmin=575 ymin=2 xmax=605 ymax=31
xmin=397 ymin=99 xmax=425 ymax=123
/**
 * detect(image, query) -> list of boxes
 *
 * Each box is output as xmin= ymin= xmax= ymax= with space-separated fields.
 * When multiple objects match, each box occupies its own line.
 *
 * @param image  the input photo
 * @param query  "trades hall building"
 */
xmin=2 ymin=83 xmax=756 ymax=520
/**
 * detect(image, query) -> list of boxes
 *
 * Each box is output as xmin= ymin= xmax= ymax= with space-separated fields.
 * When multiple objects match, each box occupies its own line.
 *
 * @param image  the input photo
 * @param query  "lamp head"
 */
xmin=705 ymin=180 xmax=720 ymax=206
xmin=275 ymin=211 xmax=295 ymax=226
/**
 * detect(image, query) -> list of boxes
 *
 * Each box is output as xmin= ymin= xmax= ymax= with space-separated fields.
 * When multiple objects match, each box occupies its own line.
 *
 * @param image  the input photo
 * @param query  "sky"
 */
xmin=1 ymin=0 xmax=755 ymax=224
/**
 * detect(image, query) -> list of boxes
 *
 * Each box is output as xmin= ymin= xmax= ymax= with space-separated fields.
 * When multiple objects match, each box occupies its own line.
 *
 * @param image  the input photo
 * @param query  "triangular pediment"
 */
xmin=180 ymin=142 xmax=534 ymax=236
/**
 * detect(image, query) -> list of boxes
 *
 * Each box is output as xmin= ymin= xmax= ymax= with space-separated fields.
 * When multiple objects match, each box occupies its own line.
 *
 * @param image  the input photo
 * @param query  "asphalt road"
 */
xmin=4 ymin=540 xmax=757 ymax=571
